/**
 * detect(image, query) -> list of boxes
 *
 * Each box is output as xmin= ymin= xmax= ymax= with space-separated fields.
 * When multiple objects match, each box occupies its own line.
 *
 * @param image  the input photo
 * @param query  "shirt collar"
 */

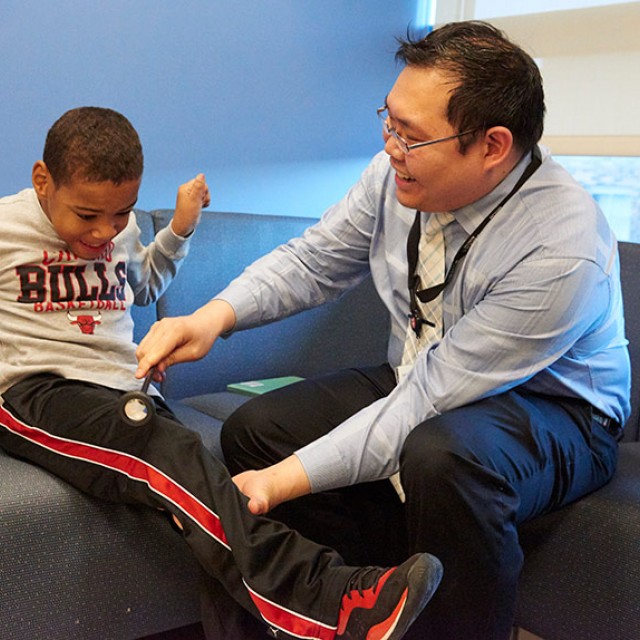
xmin=451 ymin=149 xmax=536 ymax=236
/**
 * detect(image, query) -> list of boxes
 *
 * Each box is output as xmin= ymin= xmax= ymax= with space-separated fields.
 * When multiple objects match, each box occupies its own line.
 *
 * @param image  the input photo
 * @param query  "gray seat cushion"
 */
xmin=0 ymin=447 xmax=201 ymax=639
xmin=516 ymin=442 xmax=640 ymax=639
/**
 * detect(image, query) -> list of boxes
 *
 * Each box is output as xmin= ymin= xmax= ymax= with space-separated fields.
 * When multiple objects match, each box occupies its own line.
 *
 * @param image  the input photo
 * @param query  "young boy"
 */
xmin=0 ymin=107 xmax=442 ymax=640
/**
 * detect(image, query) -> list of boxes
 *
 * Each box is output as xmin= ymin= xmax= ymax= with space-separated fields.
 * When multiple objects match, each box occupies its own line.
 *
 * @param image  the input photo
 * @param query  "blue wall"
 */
xmin=1 ymin=1 xmax=416 ymax=216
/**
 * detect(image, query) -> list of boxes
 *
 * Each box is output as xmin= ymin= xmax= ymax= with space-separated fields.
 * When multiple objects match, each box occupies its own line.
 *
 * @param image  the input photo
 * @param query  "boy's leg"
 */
xmin=0 ymin=373 xmax=441 ymax=640
xmin=199 ymin=568 xmax=268 ymax=640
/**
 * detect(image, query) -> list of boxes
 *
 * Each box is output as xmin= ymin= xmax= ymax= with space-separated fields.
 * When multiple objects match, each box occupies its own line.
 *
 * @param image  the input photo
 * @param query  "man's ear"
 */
xmin=32 ymin=161 xmax=51 ymax=197
xmin=482 ymin=126 xmax=514 ymax=171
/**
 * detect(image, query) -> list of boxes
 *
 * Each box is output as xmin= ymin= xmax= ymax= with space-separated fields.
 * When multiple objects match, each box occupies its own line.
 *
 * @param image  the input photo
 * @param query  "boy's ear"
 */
xmin=32 ymin=161 xmax=52 ymax=197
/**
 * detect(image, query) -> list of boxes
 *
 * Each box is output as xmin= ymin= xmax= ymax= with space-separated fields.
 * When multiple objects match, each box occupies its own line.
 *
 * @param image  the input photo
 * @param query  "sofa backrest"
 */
xmin=134 ymin=209 xmax=389 ymax=400
xmin=130 ymin=209 xmax=158 ymax=339
xmin=132 ymin=209 xmax=640 ymax=443
xmin=618 ymin=241 xmax=640 ymax=442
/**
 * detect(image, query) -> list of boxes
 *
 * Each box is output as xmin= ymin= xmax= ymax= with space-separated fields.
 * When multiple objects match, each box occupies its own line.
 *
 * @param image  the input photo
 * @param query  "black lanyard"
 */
xmin=407 ymin=145 xmax=542 ymax=337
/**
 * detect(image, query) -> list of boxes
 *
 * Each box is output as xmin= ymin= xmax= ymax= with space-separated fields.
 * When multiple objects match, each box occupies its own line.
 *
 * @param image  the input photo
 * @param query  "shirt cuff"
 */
xmin=295 ymin=438 xmax=352 ymax=494
xmin=213 ymin=282 xmax=262 ymax=332
xmin=155 ymin=224 xmax=192 ymax=260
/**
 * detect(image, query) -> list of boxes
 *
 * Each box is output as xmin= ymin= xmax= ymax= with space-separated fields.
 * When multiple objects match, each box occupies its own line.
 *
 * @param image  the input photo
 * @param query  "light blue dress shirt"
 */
xmin=217 ymin=147 xmax=630 ymax=492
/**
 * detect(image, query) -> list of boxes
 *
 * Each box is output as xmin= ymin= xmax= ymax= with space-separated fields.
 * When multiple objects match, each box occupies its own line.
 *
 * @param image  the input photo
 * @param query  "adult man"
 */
xmin=137 ymin=21 xmax=630 ymax=639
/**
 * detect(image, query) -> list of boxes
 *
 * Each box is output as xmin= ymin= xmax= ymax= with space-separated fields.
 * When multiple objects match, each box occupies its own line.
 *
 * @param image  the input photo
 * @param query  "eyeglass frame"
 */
xmin=377 ymin=105 xmax=479 ymax=154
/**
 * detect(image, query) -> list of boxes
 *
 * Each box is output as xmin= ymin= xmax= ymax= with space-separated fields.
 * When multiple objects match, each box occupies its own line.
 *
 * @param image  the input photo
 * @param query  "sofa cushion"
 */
xmin=0 ymin=447 xmax=201 ymax=639
xmin=181 ymin=391 xmax=250 ymax=424
xmin=165 ymin=399 xmax=225 ymax=461
xmin=516 ymin=441 xmax=640 ymax=639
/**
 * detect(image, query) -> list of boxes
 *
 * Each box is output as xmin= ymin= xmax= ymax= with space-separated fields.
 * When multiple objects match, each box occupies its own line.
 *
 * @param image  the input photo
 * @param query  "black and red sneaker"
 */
xmin=336 ymin=553 xmax=443 ymax=640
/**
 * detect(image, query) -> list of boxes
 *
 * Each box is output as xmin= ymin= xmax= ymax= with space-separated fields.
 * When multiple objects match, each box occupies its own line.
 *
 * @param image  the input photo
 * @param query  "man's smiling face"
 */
xmin=383 ymin=65 xmax=490 ymax=213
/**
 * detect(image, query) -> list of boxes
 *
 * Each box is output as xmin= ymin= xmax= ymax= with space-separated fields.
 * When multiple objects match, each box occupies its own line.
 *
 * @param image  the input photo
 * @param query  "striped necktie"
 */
xmin=391 ymin=211 xmax=454 ymax=503
xmin=400 ymin=211 xmax=455 ymax=369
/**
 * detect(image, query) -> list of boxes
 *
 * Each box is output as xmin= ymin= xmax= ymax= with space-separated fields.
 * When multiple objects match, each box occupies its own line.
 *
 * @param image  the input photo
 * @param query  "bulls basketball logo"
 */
xmin=67 ymin=311 xmax=102 ymax=335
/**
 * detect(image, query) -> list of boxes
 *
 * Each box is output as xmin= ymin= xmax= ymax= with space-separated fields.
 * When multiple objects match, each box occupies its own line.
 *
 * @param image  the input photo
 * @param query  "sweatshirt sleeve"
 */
xmin=126 ymin=214 xmax=193 ymax=306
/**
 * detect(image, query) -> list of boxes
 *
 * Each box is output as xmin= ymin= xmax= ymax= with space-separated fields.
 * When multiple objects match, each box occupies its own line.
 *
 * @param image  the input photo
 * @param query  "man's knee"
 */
xmin=221 ymin=398 xmax=277 ymax=474
xmin=399 ymin=411 xmax=503 ymax=495
xmin=399 ymin=410 xmax=518 ymax=518
xmin=400 ymin=418 xmax=464 ymax=486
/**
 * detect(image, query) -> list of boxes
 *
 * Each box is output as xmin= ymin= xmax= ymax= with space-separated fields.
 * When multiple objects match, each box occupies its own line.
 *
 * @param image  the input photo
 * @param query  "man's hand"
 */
xmin=135 ymin=299 xmax=236 ymax=379
xmin=232 ymin=455 xmax=312 ymax=515
xmin=170 ymin=173 xmax=211 ymax=238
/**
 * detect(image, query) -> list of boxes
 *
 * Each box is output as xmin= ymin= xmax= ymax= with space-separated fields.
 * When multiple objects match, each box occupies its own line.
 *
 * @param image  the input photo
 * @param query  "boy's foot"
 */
xmin=336 ymin=552 xmax=443 ymax=640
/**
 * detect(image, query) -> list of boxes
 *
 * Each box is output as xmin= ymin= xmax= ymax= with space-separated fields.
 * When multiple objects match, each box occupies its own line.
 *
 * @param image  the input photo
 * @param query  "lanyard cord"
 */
xmin=407 ymin=145 xmax=542 ymax=333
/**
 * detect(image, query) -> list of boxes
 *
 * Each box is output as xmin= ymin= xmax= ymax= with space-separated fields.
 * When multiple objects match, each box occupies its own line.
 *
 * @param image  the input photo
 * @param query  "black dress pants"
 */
xmin=222 ymin=364 xmax=619 ymax=640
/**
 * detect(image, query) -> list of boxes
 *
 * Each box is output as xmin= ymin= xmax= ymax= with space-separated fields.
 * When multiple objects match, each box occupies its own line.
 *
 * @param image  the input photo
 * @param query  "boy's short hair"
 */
xmin=43 ymin=107 xmax=144 ymax=186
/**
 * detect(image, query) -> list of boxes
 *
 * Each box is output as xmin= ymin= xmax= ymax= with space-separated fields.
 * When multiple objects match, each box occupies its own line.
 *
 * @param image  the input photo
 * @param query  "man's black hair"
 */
xmin=396 ymin=21 xmax=545 ymax=153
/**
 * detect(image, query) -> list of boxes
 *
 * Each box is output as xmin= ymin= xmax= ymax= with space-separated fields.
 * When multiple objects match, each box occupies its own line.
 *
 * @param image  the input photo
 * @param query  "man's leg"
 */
xmin=399 ymin=390 xmax=619 ymax=640
xmin=222 ymin=365 xmax=408 ymax=566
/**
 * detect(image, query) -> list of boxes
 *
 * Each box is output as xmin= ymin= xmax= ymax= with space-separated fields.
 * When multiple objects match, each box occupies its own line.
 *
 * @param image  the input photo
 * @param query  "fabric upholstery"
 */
xmin=618 ymin=241 xmax=640 ymax=442
xmin=516 ymin=444 xmax=640 ymax=639
xmin=0 ymin=447 xmax=200 ymax=640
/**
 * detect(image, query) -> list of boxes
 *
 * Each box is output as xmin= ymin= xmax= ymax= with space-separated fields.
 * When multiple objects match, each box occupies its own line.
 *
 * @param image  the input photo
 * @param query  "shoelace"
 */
xmin=342 ymin=566 xmax=391 ymax=602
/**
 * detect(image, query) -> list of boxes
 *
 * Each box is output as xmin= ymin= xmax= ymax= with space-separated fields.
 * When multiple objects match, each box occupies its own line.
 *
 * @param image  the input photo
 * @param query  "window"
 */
xmin=556 ymin=155 xmax=640 ymax=242
xmin=473 ymin=0 xmax=636 ymax=19
xmin=434 ymin=2 xmax=640 ymax=149
xmin=435 ymin=0 xmax=640 ymax=240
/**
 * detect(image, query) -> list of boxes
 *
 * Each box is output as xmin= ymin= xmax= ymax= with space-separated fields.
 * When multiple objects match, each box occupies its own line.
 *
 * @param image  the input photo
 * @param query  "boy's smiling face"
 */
xmin=32 ymin=161 xmax=140 ymax=260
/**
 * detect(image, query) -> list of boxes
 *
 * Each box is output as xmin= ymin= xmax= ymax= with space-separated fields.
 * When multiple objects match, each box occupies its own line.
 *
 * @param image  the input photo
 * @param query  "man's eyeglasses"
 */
xmin=377 ymin=106 xmax=478 ymax=154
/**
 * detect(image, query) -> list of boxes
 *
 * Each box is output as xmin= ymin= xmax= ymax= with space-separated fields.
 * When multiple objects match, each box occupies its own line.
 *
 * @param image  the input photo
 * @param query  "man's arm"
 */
xmin=291 ymin=257 xmax=620 ymax=495
xmin=136 ymin=153 xmax=388 ymax=377
xmin=136 ymin=298 xmax=235 ymax=379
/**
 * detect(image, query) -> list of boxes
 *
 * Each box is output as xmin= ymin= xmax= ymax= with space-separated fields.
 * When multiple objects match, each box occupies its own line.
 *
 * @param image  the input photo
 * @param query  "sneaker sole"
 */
xmin=375 ymin=553 xmax=443 ymax=640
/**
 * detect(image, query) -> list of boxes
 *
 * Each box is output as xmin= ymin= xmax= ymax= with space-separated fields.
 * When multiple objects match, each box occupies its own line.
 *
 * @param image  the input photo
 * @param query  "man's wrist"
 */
xmin=273 ymin=455 xmax=312 ymax=503
xmin=195 ymin=299 xmax=237 ymax=336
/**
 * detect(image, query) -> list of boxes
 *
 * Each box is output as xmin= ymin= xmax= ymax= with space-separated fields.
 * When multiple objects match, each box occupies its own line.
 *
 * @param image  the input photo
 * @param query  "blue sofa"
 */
xmin=0 ymin=208 xmax=638 ymax=640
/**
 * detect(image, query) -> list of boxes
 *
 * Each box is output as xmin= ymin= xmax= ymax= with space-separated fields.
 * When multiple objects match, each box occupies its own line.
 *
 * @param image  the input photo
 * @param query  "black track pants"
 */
xmin=0 ymin=373 xmax=355 ymax=640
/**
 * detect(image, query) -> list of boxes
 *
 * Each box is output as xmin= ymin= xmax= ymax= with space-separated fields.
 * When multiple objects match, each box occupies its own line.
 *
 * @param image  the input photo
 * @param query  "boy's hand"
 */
xmin=170 ymin=173 xmax=211 ymax=238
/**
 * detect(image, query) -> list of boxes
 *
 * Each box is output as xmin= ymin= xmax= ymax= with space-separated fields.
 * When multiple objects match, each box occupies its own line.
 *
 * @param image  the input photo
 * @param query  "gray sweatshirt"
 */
xmin=0 ymin=188 xmax=190 ymax=396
